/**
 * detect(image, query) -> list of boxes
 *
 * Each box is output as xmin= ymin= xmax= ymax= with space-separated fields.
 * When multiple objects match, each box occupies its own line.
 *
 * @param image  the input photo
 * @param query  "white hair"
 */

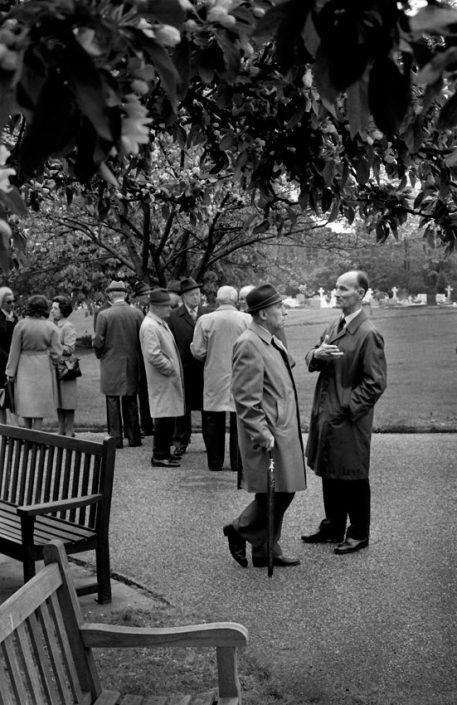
xmin=239 ymin=285 xmax=255 ymax=299
xmin=216 ymin=285 xmax=238 ymax=305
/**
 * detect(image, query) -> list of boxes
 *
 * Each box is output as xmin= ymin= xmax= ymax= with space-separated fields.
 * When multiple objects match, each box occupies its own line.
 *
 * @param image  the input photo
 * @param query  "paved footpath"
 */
xmin=1 ymin=433 xmax=457 ymax=705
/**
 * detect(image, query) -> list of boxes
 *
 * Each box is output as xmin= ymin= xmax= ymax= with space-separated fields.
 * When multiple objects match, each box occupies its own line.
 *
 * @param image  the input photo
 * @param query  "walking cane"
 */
xmin=267 ymin=450 xmax=275 ymax=578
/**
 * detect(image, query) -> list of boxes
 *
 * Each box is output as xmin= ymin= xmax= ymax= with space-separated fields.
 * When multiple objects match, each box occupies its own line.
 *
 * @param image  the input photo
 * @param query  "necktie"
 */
xmin=189 ymin=308 xmax=197 ymax=321
xmin=337 ymin=317 xmax=346 ymax=333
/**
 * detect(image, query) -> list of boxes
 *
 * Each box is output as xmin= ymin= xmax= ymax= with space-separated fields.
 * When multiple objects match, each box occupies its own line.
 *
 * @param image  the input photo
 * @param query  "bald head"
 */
xmin=217 ymin=286 xmax=238 ymax=306
xmin=335 ymin=270 xmax=368 ymax=315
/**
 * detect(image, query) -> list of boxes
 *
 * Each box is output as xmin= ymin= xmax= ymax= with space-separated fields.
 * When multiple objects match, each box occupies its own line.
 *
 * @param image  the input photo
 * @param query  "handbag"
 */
xmin=0 ymin=379 xmax=14 ymax=411
xmin=57 ymin=356 xmax=82 ymax=381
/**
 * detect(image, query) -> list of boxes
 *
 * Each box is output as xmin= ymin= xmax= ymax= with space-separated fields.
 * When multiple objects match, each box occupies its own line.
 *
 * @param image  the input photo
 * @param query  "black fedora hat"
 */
xmin=149 ymin=288 xmax=171 ymax=304
xmin=180 ymin=277 xmax=201 ymax=294
xmin=245 ymin=284 xmax=284 ymax=314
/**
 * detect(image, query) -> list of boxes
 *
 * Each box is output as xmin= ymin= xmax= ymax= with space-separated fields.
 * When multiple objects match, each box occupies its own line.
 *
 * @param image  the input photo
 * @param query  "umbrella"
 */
xmin=267 ymin=451 xmax=275 ymax=578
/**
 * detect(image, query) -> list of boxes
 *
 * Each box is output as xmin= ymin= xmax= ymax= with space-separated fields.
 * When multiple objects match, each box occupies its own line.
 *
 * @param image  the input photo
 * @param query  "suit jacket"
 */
xmin=231 ymin=321 xmax=306 ymax=494
xmin=140 ymin=312 xmax=184 ymax=418
xmin=305 ymin=309 xmax=387 ymax=480
xmin=93 ymin=301 xmax=143 ymax=396
xmin=191 ymin=304 xmax=250 ymax=412
xmin=168 ymin=304 xmax=204 ymax=410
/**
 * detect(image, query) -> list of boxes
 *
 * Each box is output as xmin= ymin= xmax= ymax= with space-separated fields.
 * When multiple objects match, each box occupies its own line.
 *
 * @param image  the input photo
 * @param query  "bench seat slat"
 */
xmin=120 ymin=694 xmax=145 ymax=704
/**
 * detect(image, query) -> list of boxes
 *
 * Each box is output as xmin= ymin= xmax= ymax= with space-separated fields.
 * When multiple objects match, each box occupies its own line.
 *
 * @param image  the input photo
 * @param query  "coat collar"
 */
xmin=329 ymin=308 xmax=369 ymax=342
xmin=249 ymin=320 xmax=275 ymax=345
xmin=147 ymin=311 xmax=169 ymax=328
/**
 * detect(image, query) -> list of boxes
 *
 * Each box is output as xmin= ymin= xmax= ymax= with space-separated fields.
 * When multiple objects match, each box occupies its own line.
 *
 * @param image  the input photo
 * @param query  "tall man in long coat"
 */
xmin=302 ymin=270 xmax=387 ymax=555
xmin=191 ymin=285 xmax=250 ymax=472
xmin=223 ymin=284 xmax=306 ymax=569
xmin=168 ymin=277 xmax=205 ymax=457
xmin=93 ymin=280 xmax=143 ymax=449
xmin=140 ymin=289 xmax=185 ymax=467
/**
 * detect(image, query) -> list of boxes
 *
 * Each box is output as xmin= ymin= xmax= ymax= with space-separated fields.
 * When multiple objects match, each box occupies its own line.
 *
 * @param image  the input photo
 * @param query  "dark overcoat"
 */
xmin=232 ymin=322 xmax=306 ymax=493
xmin=93 ymin=301 xmax=143 ymax=396
xmin=305 ymin=309 xmax=387 ymax=480
xmin=0 ymin=310 xmax=18 ymax=384
xmin=168 ymin=304 xmax=204 ymax=410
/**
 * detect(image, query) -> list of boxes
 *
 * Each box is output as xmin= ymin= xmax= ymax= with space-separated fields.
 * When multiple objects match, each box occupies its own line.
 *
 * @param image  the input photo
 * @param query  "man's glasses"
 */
xmin=4 ymin=300 xmax=14 ymax=304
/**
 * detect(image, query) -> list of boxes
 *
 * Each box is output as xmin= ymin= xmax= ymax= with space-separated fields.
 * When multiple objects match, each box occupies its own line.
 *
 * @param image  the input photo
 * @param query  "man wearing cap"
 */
xmin=140 ymin=289 xmax=185 ymax=467
xmin=223 ymin=283 xmax=306 ymax=569
xmin=191 ymin=285 xmax=250 ymax=472
xmin=132 ymin=280 xmax=155 ymax=437
xmin=167 ymin=280 xmax=182 ymax=310
xmin=93 ymin=280 xmax=143 ymax=448
xmin=302 ymin=270 xmax=387 ymax=555
xmin=168 ymin=277 xmax=206 ymax=457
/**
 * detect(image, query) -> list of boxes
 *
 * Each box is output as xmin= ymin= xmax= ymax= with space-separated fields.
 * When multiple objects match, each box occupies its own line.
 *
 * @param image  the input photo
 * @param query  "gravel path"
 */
xmin=84 ymin=432 xmax=457 ymax=705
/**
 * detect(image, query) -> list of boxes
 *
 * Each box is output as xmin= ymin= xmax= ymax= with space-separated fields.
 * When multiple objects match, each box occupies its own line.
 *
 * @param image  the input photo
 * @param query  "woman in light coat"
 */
xmin=51 ymin=295 xmax=78 ymax=436
xmin=6 ymin=295 xmax=61 ymax=429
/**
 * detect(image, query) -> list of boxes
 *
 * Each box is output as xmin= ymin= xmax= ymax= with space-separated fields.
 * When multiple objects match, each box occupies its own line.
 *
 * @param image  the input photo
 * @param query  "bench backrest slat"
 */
xmin=0 ymin=552 xmax=98 ymax=705
xmin=0 ymin=427 xmax=116 ymax=532
xmin=69 ymin=451 xmax=82 ymax=523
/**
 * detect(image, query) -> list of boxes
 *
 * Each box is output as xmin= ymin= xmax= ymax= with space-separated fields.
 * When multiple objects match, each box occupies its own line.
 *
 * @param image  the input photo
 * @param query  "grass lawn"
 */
xmin=61 ymin=305 xmax=457 ymax=432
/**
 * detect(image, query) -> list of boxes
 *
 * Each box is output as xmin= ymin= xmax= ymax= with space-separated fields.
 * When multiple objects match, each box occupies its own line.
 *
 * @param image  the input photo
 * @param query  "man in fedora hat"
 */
xmin=168 ymin=277 xmax=206 ymax=457
xmin=140 ymin=289 xmax=185 ymax=466
xmin=93 ymin=280 xmax=143 ymax=448
xmin=223 ymin=283 xmax=306 ymax=569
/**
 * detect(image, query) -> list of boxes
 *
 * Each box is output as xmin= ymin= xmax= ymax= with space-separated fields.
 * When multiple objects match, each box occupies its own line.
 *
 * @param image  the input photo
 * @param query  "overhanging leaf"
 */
xmin=437 ymin=91 xmax=457 ymax=130
xmin=57 ymin=36 xmax=113 ymax=142
xmin=141 ymin=36 xmax=181 ymax=110
xmin=141 ymin=0 xmax=185 ymax=29
xmin=346 ymin=77 xmax=370 ymax=139
xmin=368 ymin=57 xmax=410 ymax=135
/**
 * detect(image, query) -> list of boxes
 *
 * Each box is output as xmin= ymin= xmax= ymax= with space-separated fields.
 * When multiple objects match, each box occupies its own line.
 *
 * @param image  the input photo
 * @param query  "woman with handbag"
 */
xmin=0 ymin=287 xmax=18 ymax=424
xmin=51 ymin=295 xmax=79 ymax=436
xmin=6 ymin=295 xmax=61 ymax=429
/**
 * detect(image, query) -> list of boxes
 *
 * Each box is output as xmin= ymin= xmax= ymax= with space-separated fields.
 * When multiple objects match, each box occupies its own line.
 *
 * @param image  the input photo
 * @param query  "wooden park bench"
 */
xmin=0 ymin=540 xmax=248 ymax=704
xmin=0 ymin=424 xmax=116 ymax=604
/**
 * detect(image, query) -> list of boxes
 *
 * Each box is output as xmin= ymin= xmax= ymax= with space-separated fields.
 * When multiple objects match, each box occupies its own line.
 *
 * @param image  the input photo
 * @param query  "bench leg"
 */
xmin=95 ymin=540 xmax=112 ymax=604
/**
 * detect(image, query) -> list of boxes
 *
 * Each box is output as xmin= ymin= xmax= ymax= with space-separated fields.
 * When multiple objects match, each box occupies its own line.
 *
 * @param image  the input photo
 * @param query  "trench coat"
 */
xmin=191 ymin=304 xmax=250 ymax=412
xmin=140 ymin=312 xmax=185 ymax=418
xmin=93 ymin=301 xmax=143 ymax=396
xmin=305 ymin=309 xmax=387 ymax=480
xmin=168 ymin=304 xmax=204 ymax=410
xmin=6 ymin=317 xmax=62 ymax=418
xmin=231 ymin=321 xmax=306 ymax=494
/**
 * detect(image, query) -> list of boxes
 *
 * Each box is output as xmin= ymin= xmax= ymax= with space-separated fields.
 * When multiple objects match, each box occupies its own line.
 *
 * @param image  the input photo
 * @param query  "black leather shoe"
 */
xmin=223 ymin=525 xmax=248 ymax=568
xmin=301 ymin=531 xmax=344 ymax=544
xmin=252 ymin=554 xmax=300 ymax=568
xmin=209 ymin=466 xmax=222 ymax=472
xmin=151 ymin=457 xmax=180 ymax=467
xmin=334 ymin=537 xmax=369 ymax=555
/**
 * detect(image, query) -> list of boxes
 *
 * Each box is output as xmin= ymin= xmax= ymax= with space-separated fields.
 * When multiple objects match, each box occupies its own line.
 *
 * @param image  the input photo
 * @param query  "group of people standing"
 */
xmin=94 ymin=270 xmax=387 ymax=569
xmin=0 ymin=289 xmax=78 ymax=434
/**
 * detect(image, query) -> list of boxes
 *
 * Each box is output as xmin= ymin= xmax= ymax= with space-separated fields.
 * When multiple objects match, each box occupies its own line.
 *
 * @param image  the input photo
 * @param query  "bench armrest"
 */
xmin=81 ymin=622 xmax=247 ymax=701
xmin=17 ymin=494 xmax=103 ymax=517
xmin=80 ymin=622 xmax=248 ymax=649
